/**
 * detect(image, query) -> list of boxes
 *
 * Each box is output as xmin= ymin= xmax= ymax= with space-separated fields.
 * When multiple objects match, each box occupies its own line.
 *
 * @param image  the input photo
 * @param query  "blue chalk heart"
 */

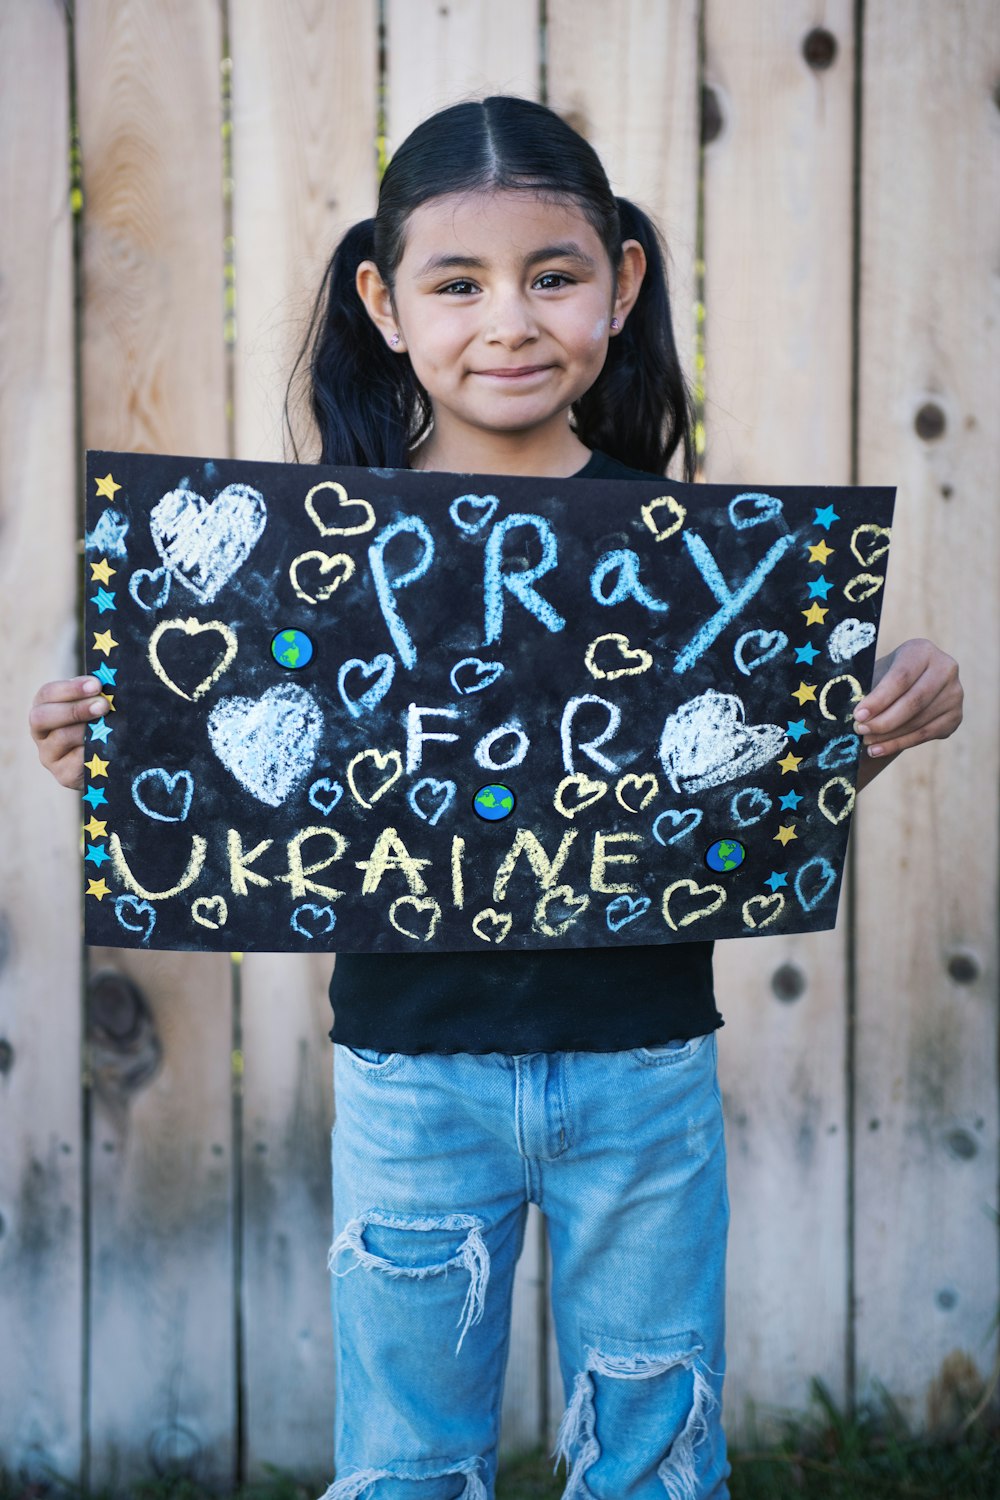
xmin=449 ymin=493 xmax=499 ymax=534
xmin=733 ymin=629 xmax=788 ymax=676
xmin=730 ymin=786 xmax=772 ymax=827
xmin=794 ymin=856 xmax=838 ymax=913
xmin=114 ymin=895 xmax=156 ymax=945
xmin=449 ymin=657 xmax=505 ymax=695
xmin=407 ymin=777 xmax=456 ymax=827
xmin=652 ymin=808 xmax=703 ymax=846
xmin=606 ymin=895 xmax=652 ymax=932
xmin=337 ymin=654 xmax=395 ymax=718
xmin=128 ymin=566 xmax=172 ymax=611
xmin=132 ymin=768 xmax=194 ymax=823
xmin=291 ymin=903 xmax=337 ymax=939
xmin=728 ymin=492 xmax=784 ymax=530
xmin=308 ymin=778 xmax=344 ymax=815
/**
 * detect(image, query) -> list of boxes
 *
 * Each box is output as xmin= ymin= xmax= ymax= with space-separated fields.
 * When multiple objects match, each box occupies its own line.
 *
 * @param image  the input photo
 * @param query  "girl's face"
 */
xmin=357 ymin=189 xmax=645 ymax=469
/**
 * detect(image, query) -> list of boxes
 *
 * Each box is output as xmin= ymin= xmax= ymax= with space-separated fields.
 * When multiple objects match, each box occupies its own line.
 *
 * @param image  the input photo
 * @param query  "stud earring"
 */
xmin=610 ymin=317 xmax=620 ymax=331
xmin=389 ymin=333 xmax=401 ymax=347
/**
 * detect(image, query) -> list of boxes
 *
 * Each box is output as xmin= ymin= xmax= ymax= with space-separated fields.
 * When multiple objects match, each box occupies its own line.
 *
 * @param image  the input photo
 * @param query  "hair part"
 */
xmin=285 ymin=95 xmax=694 ymax=479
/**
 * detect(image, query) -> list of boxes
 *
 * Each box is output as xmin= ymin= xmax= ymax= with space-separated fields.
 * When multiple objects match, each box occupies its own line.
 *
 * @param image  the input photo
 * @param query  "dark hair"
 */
xmin=285 ymin=95 xmax=694 ymax=479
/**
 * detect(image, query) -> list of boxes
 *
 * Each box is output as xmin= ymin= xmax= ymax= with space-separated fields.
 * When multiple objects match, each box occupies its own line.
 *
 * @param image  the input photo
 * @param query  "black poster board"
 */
xmin=82 ymin=451 xmax=894 ymax=953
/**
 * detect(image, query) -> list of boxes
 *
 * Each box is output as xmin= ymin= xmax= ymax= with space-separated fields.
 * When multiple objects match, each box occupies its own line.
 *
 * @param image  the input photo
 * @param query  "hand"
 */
xmin=29 ymin=677 xmax=110 ymax=789
xmin=853 ymin=638 xmax=963 ymax=761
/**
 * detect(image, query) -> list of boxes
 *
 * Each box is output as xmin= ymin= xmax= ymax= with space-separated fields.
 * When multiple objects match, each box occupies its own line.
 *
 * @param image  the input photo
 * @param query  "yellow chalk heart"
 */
xmin=741 ymin=893 xmax=785 ymax=930
xmin=148 ymin=617 xmax=238 ymax=702
xmin=533 ymin=884 xmax=590 ymax=938
xmin=615 ymin=773 xmax=659 ymax=813
xmin=843 ymin=572 xmax=884 ymax=603
xmin=819 ymin=673 xmax=863 ymax=722
xmin=850 ymin=524 xmax=891 ymax=568
xmin=289 ymin=550 xmax=356 ymax=604
xmin=817 ymin=775 xmax=856 ymax=825
xmin=585 ymin=632 xmax=653 ymax=680
xmin=641 ymin=493 xmax=686 ymax=541
xmin=304 ymin=481 xmax=376 ymax=537
xmin=192 ymin=895 xmax=228 ymax=930
xmin=554 ymin=773 xmax=609 ymax=819
xmin=472 ymin=908 xmax=513 ymax=944
xmin=662 ymin=879 xmax=726 ymax=931
xmin=388 ymin=895 xmax=441 ymax=943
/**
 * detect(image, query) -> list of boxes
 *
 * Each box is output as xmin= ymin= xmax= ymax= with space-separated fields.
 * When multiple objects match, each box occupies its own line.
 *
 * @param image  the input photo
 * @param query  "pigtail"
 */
xmin=284 ymin=218 xmax=431 ymax=468
xmin=572 ymin=197 xmax=696 ymax=481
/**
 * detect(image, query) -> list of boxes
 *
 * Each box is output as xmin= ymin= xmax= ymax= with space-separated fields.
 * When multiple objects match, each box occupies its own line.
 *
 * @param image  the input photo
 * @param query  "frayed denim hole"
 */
xmin=632 ymin=1032 xmax=712 ymax=1066
xmin=317 ymin=1454 xmax=489 ymax=1499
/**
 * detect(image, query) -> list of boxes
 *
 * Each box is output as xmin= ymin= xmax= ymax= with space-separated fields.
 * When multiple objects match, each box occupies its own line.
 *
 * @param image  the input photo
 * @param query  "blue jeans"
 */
xmin=320 ymin=1036 xmax=731 ymax=1500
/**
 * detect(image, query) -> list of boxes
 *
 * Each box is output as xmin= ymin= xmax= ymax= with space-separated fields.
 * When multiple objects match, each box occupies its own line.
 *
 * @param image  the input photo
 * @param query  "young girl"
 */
xmin=30 ymin=95 xmax=962 ymax=1500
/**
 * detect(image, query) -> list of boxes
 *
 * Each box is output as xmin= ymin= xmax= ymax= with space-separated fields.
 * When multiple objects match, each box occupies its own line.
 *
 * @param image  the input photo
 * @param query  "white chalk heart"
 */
xmin=150 ymin=483 xmax=267 ymax=603
xmin=207 ymin=683 xmax=323 ymax=807
xmin=407 ymin=778 xmax=456 ymax=826
xmin=659 ymin=690 xmax=786 ymax=794
xmin=449 ymin=493 xmax=499 ymax=534
xmin=129 ymin=566 xmax=172 ymax=611
xmin=338 ymin=654 xmax=395 ymax=718
xmin=450 ymin=657 xmax=505 ymax=695
xmin=827 ymin=618 xmax=876 ymax=663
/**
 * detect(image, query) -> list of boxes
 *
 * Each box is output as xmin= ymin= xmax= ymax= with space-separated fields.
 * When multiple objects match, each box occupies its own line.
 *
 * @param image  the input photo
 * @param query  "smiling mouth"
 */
xmin=474 ymin=366 xmax=552 ymax=379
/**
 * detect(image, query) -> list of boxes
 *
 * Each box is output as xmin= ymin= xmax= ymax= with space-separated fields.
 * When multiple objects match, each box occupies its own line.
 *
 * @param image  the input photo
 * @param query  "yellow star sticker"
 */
xmin=86 ymin=877 xmax=111 ymax=900
xmin=84 ymin=753 xmax=109 ymax=778
xmin=802 ymin=602 xmax=828 ymax=626
xmin=90 ymin=557 xmax=116 ymax=585
xmin=807 ymin=539 xmax=834 ymax=564
xmin=84 ymin=816 xmax=108 ymax=839
xmin=778 ymin=752 xmax=803 ymax=774
xmin=95 ymin=473 xmax=121 ymax=500
xmin=101 ymin=693 xmax=116 ymax=712
xmin=791 ymin=681 xmax=817 ymax=705
xmin=93 ymin=629 xmax=118 ymax=654
xmin=773 ymin=824 xmax=798 ymax=846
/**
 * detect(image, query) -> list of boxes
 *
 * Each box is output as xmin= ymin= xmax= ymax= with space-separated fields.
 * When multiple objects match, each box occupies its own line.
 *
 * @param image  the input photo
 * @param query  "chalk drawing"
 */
xmin=615 ymin=773 xmax=658 ymax=813
xmin=109 ymin=832 xmax=208 ymax=901
xmin=742 ymin=893 xmax=785 ymax=929
xmin=408 ymin=777 xmax=456 ymax=826
xmin=474 ymin=723 xmax=530 ymax=771
xmin=346 ymin=749 xmax=403 ymax=809
xmin=291 ymin=903 xmax=338 ymax=938
xmin=533 ymin=885 xmax=589 ymax=938
xmin=207 ymin=683 xmax=323 ymax=807
xmin=661 ymin=879 xmax=726 ymax=931
xmin=304 ymin=480 xmax=375 ymax=537
xmin=388 ymin=895 xmax=441 ymax=942
xmin=309 ymin=778 xmax=344 ymax=815
xmin=727 ymin=492 xmax=784 ymax=529
xmin=449 ymin=493 xmax=499 ymax=534
xmin=819 ymin=674 xmax=863 ymax=721
xmin=493 ymin=830 xmax=577 ymax=903
xmin=483 ymin=513 xmax=565 ymax=645
xmin=673 ymin=530 xmax=795 ymax=674
xmin=472 ymin=908 xmax=513 ymax=943
xmin=150 ymin=483 xmax=266 ymax=603
xmin=561 ymin=695 xmax=621 ymax=775
xmin=730 ymin=787 xmax=773 ymax=826
xmin=148 ymin=617 xmax=238 ymax=702
xmin=652 ymin=808 xmax=703 ymax=845
xmin=606 ymin=895 xmax=651 ymax=932
xmin=590 ymin=550 xmax=670 ymax=612
xmin=554 ymin=773 xmax=608 ymax=819
xmin=450 ymin=657 xmax=504 ymax=695
xmin=659 ymin=690 xmax=786 ymax=794
xmin=192 ymin=896 xmax=228 ymax=929
xmin=827 ymin=617 xmax=876 ymax=662
xmin=733 ymin=629 xmax=788 ymax=676
xmin=290 ymin=549 xmax=355 ymax=604
xmin=338 ymin=654 xmax=396 ymax=718
xmin=584 ymin=632 xmax=653 ymax=680
xmin=129 ymin=566 xmax=172 ymax=611
xmin=817 ymin=776 xmax=856 ymax=825
xmin=368 ymin=515 xmax=435 ymax=668
xmin=451 ymin=836 xmax=466 ymax=908
xmin=132 ymin=767 xmax=194 ymax=823
xmin=850 ymin=523 xmax=891 ymax=567
xmin=114 ymin=895 xmax=156 ymax=944
xmin=794 ymin=856 xmax=838 ymax=912
xmin=641 ymin=494 xmax=686 ymax=540
xmin=843 ymin=572 xmax=884 ymax=603
xmin=405 ymin=704 xmax=460 ymax=772
xmin=817 ymin=734 xmax=861 ymax=769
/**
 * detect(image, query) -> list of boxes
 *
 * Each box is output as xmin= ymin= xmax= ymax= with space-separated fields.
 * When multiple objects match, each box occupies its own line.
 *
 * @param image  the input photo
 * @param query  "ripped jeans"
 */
xmin=321 ymin=1035 xmax=730 ymax=1500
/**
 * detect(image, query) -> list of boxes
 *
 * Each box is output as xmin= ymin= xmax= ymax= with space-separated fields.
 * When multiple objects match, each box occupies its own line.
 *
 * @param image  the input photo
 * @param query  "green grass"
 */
xmin=3 ymin=1385 xmax=998 ymax=1500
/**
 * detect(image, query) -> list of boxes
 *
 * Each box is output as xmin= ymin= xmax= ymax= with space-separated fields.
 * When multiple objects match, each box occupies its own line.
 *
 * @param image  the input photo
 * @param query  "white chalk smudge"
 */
xmin=85 ymin=508 xmax=130 ymax=556
xmin=827 ymin=617 xmax=876 ymax=662
xmin=659 ymin=689 xmax=787 ymax=794
xmin=151 ymin=482 xmax=267 ymax=603
xmin=207 ymin=683 xmax=323 ymax=806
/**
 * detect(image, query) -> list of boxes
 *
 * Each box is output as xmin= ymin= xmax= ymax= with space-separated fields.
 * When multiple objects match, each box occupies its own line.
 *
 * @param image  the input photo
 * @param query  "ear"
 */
xmin=610 ymin=239 xmax=647 ymax=333
xmin=355 ymin=260 xmax=406 ymax=351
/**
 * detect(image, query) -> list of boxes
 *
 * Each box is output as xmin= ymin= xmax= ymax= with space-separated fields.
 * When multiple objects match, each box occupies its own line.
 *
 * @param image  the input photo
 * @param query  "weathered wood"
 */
xmin=853 ymin=0 xmax=1000 ymax=1429
xmin=75 ymin=0 xmax=236 ymax=1488
xmin=384 ymin=0 xmax=543 ymax=1454
xmin=0 ymin=0 xmax=82 ymax=1485
xmin=701 ymin=0 xmax=856 ymax=1440
xmin=228 ymin=1 xmax=378 ymax=1480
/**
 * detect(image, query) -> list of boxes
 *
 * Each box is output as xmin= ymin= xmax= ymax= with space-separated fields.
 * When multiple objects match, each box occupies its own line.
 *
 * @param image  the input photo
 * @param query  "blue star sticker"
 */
xmin=786 ymin=719 xmax=809 ymax=742
xmin=94 ymin=662 xmax=117 ymax=687
xmin=779 ymin=790 xmax=803 ymax=811
xmin=89 ymin=718 xmax=113 ymax=743
xmin=85 ymin=843 xmax=110 ymax=867
xmin=814 ymin=505 xmax=840 ymax=530
xmin=82 ymin=785 xmax=108 ymax=809
xmin=765 ymin=871 xmax=789 ymax=892
xmin=807 ymin=574 xmax=833 ymax=599
xmin=794 ymin=642 xmax=821 ymax=665
xmin=90 ymin=586 xmax=117 ymax=614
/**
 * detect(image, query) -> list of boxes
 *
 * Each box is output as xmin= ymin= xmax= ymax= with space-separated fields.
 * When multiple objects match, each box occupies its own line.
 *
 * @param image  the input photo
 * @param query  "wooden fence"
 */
xmin=1 ymin=0 xmax=997 ymax=1491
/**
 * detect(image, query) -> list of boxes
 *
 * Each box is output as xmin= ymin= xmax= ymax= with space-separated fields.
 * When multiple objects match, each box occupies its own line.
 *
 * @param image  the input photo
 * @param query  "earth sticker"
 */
xmin=705 ymin=838 xmax=747 ymax=872
xmin=473 ymin=783 xmax=516 ymax=821
xmin=271 ymin=628 xmax=314 ymax=670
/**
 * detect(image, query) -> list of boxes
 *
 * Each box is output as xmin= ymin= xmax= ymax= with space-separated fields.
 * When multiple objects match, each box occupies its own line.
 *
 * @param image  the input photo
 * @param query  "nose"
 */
xmin=484 ymin=285 xmax=539 ymax=346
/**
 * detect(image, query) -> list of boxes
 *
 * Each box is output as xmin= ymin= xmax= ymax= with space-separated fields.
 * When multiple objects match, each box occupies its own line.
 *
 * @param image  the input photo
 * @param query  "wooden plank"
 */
xmin=853 ymin=0 xmax=1000 ymax=1429
xmin=701 ymin=0 xmax=856 ymax=1441
xmin=383 ymin=0 xmax=543 ymax=1456
xmin=75 ymin=0 xmax=236 ymax=1488
xmin=544 ymin=0 xmax=702 ymax=1446
xmin=0 ymin=0 xmax=83 ymax=1485
xmin=228 ymin=1 xmax=379 ymax=1479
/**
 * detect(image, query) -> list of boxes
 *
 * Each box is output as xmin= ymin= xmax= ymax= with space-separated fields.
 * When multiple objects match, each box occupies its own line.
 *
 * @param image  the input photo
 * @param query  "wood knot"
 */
xmin=87 ymin=969 xmax=162 ymax=1099
xmin=802 ymin=28 xmax=838 ymax=70
xmin=771 ymin=962 xmax=807 ymax=1002
xmin=915 ymin=401 xmax=946 ymax=440
xmin=701 ymin=85 xmax=724 ymax=145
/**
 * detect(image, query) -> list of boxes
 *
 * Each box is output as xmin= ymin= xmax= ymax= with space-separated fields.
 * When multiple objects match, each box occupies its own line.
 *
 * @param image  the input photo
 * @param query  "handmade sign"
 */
xmin=82 ymin=451 xmax=895 ymax=953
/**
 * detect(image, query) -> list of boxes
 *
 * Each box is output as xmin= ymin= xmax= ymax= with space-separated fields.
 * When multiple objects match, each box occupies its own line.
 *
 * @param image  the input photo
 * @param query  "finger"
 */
xmin=29 ymin=692 xmax=108 ymax=741
xmin=48 ymin=747 xmax=87 ymax=790
xmin=854 ymin=670 xmax=947 ymax=737
xmin=38 ymin=723 xmax=90 ymax=761
xmin=862 ymin=710 xmax=961 ymax=759
xmin=32 ymin=675 xmax=104 ymax=707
